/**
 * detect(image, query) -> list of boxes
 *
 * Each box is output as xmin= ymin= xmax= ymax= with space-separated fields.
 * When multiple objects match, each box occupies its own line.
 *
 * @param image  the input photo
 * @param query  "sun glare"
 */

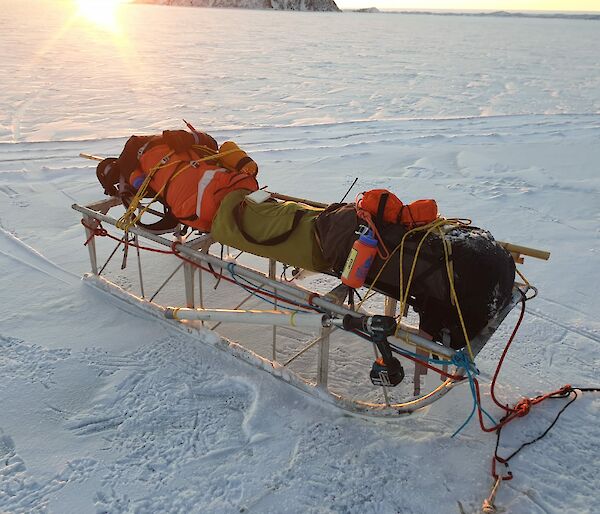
xmin=75 ymin=0 xmax=129 ymax=31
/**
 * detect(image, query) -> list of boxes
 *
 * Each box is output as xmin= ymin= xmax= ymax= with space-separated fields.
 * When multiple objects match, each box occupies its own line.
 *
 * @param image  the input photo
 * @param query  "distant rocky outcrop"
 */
xmin=391 ymin=10 xmax=600 ymax=21
xmin=135 ymin=0 xmax=340 ymax=12
xmin=353 ymin=7 xmax=380 ymax=13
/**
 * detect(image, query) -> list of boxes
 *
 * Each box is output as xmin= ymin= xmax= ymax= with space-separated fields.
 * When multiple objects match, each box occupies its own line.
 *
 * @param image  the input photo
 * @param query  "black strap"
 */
xmin=121 ymin=197 xmax=180 ymax=233
xmin=236 ymin=156 xmax=253 ymax=172
xmin=179 ymin=213 xmax=199 ymax=222
xmin=234 ymin=201 xmax=305 ymax=246
xmin=402 ymin=204 xmax=416 ymax=227
xmin=136 ymin=212 xmax=180 ymax=233
xmin=376 ymin=193 xmax=389 ymax=227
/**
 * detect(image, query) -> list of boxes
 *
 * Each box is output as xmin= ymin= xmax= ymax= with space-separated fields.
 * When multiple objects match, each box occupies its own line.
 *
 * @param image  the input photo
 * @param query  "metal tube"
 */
xmin=135 ymin=234 xmax=145 ymax=299
xmin=149 ymin=263 xmax=183 ymax=303
xmin=210 ymin=292 xmax=254 ymax=331
xmin=82 ymin=215 xmax=99 ymax=274
xmin=183 ymin=262 xmax=195 ymax=308
xmin=283 ymin=328 xmax=338 ymax=367
xmin=269 ymin=259 xmax=278 ymax=361
xmin=316 ymin=325 xmax=331 ymax=388
xmin=166 ymin=308 xmax=328 ymax=329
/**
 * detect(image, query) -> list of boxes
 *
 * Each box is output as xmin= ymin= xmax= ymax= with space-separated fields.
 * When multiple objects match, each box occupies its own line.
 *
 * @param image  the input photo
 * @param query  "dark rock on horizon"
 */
xmin=135 ymin=0 xmax=340 ymax=12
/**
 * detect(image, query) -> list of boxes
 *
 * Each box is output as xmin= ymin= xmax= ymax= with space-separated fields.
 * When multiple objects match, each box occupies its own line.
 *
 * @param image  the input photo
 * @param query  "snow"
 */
xmin=1 ymin=2 xmax=599 ymax=513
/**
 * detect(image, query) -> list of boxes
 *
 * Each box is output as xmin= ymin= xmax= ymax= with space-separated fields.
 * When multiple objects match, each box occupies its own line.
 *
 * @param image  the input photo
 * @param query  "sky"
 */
xmin=335 ymin=1 xmax=600 ymax=12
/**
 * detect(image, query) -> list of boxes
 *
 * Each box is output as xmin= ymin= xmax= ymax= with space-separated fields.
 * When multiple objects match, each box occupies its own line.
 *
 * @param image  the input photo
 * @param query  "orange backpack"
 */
xmin=400 ymin=198 xmax=438 ymax=228
xmin=357 ymin=189 xmax=438 ymax=228
xmin=130 ymin=143 xmax=258 ymax=232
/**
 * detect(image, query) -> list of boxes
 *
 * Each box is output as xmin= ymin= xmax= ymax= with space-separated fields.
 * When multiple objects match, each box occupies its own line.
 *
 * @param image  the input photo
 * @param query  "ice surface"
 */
xmin=0 ymin=2 xmax=599 ymax=513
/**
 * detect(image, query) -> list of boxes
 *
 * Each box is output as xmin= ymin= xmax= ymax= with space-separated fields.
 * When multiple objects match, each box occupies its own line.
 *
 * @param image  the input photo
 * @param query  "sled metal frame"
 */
xmin=72 ymin=199 xmax=527 ymax=418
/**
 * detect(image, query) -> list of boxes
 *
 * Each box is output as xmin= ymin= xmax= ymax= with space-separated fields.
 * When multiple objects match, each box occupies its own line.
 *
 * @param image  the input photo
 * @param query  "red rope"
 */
xmin=81 ymin=220 xmax=318 ymax=311
xmin=474 ymin=378 xmax=572 ymax=434
xmin=169 ymin=241 xmax=319 ymax=311
xmin=489 ymin=297 xmax=526 ymax=412
xmin=81 ymin=220 xmax=173 ymax=254
xmin=468 ymin=293 xmax=573 ymax=434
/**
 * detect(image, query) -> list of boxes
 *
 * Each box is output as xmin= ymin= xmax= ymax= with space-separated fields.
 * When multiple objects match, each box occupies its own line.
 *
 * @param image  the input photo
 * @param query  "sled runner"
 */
xmin=74 ymin=129 xmax=549 ymax=417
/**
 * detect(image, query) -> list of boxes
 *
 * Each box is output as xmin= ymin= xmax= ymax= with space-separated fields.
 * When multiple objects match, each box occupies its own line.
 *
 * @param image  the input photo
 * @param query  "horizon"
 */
xmin=335 ymin=1 xmax=600 ymax=13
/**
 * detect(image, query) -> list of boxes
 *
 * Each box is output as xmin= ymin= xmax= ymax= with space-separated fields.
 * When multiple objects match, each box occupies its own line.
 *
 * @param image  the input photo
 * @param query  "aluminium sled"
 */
xmin=71 ymin=196 xmax=545 ymax=418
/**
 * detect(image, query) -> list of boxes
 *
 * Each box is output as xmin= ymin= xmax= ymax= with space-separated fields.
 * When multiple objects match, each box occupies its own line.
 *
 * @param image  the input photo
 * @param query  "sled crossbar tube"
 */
xmin=72 ymin=202 xmax=456 ymax=359
xmin=166 ymin=307 xmax=328 ymax=329
xmin=497 ymin=241 xmax=550 ymax=261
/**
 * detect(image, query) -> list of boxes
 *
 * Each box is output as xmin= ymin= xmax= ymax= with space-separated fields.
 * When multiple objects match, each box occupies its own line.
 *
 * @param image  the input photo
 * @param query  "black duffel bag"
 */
xmin=315 ymin=203 xmax=515 ymax=350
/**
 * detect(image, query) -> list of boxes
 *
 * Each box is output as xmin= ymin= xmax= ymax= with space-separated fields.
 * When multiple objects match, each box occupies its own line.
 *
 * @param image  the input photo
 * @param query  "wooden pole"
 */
xmin=497 ymin=241 xmax=550 ymax=261
xmin=80 ymin=152 xmax=104 ymax=161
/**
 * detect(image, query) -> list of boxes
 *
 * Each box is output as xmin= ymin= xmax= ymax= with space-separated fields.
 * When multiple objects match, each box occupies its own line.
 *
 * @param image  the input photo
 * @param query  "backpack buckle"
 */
xmin=355 ymin=224 xmax=370 ymax=236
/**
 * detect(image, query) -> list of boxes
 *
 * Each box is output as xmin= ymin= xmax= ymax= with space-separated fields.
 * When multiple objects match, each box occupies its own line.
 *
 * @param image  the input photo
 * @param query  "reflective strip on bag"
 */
xmin=195 ymin=168 xmax=220 ymax=217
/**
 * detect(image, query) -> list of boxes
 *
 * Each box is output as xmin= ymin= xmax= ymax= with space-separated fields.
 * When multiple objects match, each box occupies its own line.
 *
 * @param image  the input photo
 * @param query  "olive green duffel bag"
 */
xmin=211 ymin=189 xmax=330 ymax=272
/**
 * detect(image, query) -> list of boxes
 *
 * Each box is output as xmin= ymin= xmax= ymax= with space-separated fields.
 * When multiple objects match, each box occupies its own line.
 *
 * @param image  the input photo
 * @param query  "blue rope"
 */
xmin=226 ymin=263 xmax=313 ymax=313
xmin=389 ymin=343 xmax=477 ymax=374
xmin=450 ymin=350 xmax=498 ymax=437
xmin=391 ymin=343 xmax=497 ymax=437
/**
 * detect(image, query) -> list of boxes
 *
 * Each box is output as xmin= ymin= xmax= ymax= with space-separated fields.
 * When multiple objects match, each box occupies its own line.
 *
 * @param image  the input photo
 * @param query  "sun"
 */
xmin=75 ymin=0 xmax=130 ymax=31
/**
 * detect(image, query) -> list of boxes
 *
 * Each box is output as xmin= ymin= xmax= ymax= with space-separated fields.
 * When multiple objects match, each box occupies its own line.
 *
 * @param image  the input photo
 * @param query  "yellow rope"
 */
xmin=125 ymin=161 xmax=193 ymax=229
xmin=438 ymin=226 xmax=475 ymax=362
xmin=192 ymin=144 xmax=239 ymax=173
xmin=356 ymin=218 xmax=461 ymax=312
xmin=355 ymin=219 xmax=445 ymax=312
xmin=515 ymin=267 xmax=531 ymax=287
xmin=353 ymin=216 xmax=477 ymax=362
xmin=397 ymin=219 xmax=453 ymax=324
xmin=116 ymin=150 xmax=174 ymax=230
